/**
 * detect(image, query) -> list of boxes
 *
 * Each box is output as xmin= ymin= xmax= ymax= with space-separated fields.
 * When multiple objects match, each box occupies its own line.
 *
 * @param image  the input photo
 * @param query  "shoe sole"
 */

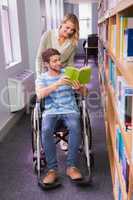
xmin=38 ymin=178 xmax=62 ymax=190
xmin=67 ymin=175 xmax=83 ymax=183
xmin=68 ymin=175 xmax=92 ymax=186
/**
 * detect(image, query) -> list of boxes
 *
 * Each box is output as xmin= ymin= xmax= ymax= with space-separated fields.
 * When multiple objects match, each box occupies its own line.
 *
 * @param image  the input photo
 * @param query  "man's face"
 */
xmin=48 ymin=54 xmax=62 ymax=71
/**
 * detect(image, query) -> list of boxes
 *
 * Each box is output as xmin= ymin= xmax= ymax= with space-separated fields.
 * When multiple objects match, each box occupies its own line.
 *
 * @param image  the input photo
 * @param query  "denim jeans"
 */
xmin=41 ymin=113 xmax=81 ymax=170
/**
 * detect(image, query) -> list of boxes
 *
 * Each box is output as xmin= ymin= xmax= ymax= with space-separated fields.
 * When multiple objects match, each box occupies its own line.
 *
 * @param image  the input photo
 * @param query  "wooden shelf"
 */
xmin=98 ymin=2 xmax=133 ymax=199
xmin=107 ymin=84 xmax=132 ymax=162
xmin=116 ymin=0 xmax=133 ymax=14
xmin=99 ymin=38 xmax=133 ymax=87
xmin=117 ymin=59 xmax=133 ymax=87
xmin=131 ymin=164 xmax=133 ymax=182
xmin=108 ymin=122 xmax=128 ymax=200
xmin=98 ymin=0 xmax=133 ymax=24
xmin=107 ymin=137 xmax=115 ymax=189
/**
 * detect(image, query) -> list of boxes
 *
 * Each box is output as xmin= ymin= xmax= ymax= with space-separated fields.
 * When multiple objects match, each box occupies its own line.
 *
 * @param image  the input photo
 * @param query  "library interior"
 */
xmin=0 ymin=0 xmax=133 ymax=200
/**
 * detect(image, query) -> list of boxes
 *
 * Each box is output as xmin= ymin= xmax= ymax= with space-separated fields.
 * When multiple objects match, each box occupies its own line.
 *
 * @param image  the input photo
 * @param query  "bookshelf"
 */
xmin=98 ymin=1 xmax=133 ymax=199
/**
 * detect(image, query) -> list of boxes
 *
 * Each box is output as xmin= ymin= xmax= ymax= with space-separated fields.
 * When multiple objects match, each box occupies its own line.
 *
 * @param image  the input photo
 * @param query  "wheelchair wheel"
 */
xmin=33 ymin=156 xmax=46 ymax=174
xmin=31 ymin=105 xmax=47 ymax=174
xmin=85 ymin=110 xmax=92 ymax=149
xmin=82 ymin=108 xmax=94 ymax=177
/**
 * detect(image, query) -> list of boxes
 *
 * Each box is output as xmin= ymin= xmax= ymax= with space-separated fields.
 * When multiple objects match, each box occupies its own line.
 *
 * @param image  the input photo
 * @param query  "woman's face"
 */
xmin=59 ymin=20 xmax=75 ymax=39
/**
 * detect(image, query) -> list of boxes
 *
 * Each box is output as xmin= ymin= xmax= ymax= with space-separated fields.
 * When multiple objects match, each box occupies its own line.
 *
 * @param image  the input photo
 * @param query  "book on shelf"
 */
xmin=109 ymin=57 xmax=116 ymax=89
xmin=114 ymin=167 xmax=122 ymax=200
xmin=120 ymin=16 xmax=133 ymax=59
xmin=116 ymin=127 xmax=129 ymax=193
xmin=64 ymin=66 xmax=92 ymax=84
xmin=116 ymin=76 xmax=133 ymax=132
xmin=124 ymin=28 xmax=133 ymax=61
xmin=110 ymin=24 xmax=117 ymax=54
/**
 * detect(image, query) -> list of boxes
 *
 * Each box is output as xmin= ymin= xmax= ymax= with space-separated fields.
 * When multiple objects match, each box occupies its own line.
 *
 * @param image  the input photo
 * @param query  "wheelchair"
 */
xmin=31 ymin=92 xmax=94 ymax=189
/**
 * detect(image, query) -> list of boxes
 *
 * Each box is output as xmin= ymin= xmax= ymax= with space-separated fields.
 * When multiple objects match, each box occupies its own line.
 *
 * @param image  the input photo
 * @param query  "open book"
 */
xmin=64 ymin=66 xmax=92 ymax=84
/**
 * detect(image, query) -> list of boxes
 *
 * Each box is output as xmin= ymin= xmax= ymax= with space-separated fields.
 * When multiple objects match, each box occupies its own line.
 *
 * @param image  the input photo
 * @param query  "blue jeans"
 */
xmin=41 ymin=113 xmax=81 ymax=170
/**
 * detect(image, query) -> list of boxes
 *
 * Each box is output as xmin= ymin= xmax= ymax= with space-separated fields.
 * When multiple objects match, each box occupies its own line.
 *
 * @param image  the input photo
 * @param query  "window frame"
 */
xmin=0 ymin=0 xmax=21 ymax=68
xmin=79 ymin=3 xmax=92 ymax=39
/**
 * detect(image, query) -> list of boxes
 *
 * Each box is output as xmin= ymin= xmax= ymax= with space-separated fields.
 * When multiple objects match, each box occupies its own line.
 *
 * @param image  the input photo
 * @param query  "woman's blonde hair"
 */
xmin=60 ymin=13 xmax=79 ymax=46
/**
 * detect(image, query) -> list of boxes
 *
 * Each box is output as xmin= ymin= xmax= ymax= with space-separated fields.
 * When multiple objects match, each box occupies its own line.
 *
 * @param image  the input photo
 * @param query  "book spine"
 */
xmin=124 ymin=29 xmax=133 ymax=61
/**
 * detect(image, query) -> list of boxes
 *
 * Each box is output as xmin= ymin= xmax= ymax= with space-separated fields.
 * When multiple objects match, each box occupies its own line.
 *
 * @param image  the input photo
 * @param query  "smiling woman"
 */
xmin=35 ymin=13 xmax=79 ymax=77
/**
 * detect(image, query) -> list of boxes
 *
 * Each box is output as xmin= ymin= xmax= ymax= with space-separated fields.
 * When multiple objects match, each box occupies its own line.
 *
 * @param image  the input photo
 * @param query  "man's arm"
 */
xmin=36 ymin=83 xmax=59 ymax=100
xmin=36 ymin=76 xmax=72 ymax=99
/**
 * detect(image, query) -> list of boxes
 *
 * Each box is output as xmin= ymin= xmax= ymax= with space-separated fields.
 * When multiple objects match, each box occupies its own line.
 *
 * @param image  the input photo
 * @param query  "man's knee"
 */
xmin=42 ymin=122 xmax=54 ymax=140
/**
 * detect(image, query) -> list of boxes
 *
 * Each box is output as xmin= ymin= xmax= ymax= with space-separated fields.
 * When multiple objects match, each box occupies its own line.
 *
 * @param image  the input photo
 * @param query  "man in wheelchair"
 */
xmin=35 ymin=48 xmax=88 ymax=185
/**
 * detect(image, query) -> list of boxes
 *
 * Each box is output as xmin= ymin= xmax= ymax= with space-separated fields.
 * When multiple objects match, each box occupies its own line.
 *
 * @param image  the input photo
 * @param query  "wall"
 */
xmin=64 ymin=2 xmax=74 ymax=14
xmin=0 ymin=0 xmax=37 ymax=140
xmin=92 ymin=2 xmax=98 ymax=34
xmin=24 ymin=0 xmax=42 ymax=72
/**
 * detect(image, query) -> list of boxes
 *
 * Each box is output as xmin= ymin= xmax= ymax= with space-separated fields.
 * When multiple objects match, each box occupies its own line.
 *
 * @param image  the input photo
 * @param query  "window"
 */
xmin=45 ymin=0 xmax=64 ymax=30
xmin=0 ymin=0 xmax=21 ymax=67
xmin=79 ymin=3 xmax=92 ymax=39
xmin=45 ymin=0 xmax=52 ymax=30
xmin=51 ymin=0 xmax=57 ymax=28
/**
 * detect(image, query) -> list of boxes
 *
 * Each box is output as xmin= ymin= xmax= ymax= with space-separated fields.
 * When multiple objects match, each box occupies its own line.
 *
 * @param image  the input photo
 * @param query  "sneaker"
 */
xmin=66 ymin=166 xmax=83 ymax=181
xmin=43 ymin=169 xmax=58 ymax=184
xmin=60 ymin=140 xmax=68 ymax=151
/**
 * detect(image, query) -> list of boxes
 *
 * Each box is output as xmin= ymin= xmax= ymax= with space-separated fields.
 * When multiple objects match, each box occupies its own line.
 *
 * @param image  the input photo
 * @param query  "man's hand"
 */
xmin=56 ymin=76 xmax=72 ymax=87
xmin=72 ymin=80 xmax=81 ymax=90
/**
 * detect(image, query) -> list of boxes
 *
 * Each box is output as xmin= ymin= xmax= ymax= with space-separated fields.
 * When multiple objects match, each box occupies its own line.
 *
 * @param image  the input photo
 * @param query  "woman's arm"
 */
xmin=35 ymin=31 xmax=50 ymax=77
xmin=66 ymin=48 xmax=76 ymax=66
xmin=62 ymin=46 xmax=76 ymax=67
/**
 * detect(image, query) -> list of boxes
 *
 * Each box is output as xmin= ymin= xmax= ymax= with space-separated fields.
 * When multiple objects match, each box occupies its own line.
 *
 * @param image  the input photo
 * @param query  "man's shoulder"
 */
xmin=37 ymin=72 xmax=48 ymax=80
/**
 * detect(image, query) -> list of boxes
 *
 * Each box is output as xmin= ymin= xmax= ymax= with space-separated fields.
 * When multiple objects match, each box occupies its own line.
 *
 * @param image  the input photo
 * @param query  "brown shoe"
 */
xmin=66 ymin=167 xmax=83 ymax=181
xmin=43 ymin=169 xmax=58 ymax=184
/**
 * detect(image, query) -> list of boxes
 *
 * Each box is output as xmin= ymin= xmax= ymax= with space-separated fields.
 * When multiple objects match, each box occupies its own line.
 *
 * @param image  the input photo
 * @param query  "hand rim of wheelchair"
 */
xmin=33 ymin=158 xmax=46 ymax=174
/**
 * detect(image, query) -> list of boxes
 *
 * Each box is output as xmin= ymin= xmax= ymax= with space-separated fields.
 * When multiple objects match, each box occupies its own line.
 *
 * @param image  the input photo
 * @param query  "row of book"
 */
xmin=99 ymin=16 xmax=133 ymax=62
xmin=110 ymin=19 xmax=133 ymax=61
xmin=107 ymin=56 xmax=133 ymax=133
xmin=116 ymin=127 xmax=129 ymax=194
xmin=120 ymin=16 xmax=133 ymax=61
xmin=116 ymin=76 xmax=133 ymax=133
xmin=99 ymin=43 xmax=133 ymax=133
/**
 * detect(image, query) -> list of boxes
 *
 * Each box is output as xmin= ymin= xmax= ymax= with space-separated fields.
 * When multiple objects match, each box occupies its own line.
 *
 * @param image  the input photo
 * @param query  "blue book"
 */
xmin=124 ymin=28 xmax=133 ymax=61
xmin=116 ymin=77 xmax=133 ymax=131
xmin=109 ymin=58 xmax=116 ymax=89
xmin=116 ymin=127 xmax=129 ymax=192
